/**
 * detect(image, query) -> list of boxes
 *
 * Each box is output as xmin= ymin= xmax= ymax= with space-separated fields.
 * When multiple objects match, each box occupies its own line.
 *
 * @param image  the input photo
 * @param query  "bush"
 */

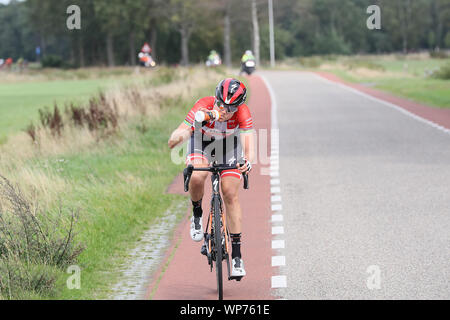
xmin=429 ymin=50 xmax=449 ymax=59
xmin=0 ymin=176 xmax=84 ymax=299
xmin=41 ymin=55 xmax=64 ymax=68
xmin=432 ymin=62 xmax=450 ymax=80
xmin=343 ymin=59 xmax=385 ymax=71
xmin=298 ymin=56 xmax=323 ymax=68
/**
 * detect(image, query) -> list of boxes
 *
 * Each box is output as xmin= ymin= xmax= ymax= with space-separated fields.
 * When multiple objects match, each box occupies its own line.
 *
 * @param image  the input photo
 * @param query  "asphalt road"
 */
xmin=262 ymin=70 xmax=450 ymax=299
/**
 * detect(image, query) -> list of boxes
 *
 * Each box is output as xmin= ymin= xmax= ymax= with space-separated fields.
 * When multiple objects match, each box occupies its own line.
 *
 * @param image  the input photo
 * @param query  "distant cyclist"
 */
xmin=241 ymin=50 xmax=255 ymax=64
xmin=168 ymin=78 xmax=255 ymax=278
xmin=240 ymin=50 xmax=256 ymax=75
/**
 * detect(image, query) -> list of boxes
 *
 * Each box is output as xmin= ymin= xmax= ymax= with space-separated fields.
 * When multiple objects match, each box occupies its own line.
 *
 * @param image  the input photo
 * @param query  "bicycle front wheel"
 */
xmin=213 ymin=196 xmax=223 ymax=300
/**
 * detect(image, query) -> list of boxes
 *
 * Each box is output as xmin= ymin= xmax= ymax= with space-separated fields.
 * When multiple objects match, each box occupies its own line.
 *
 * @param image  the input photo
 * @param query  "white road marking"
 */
xmin=272 ymin=240 xmax=285 ymax=249
xmin=261 ymin=74 xmax=288 ymax=293
xmin=271 ymin=276 xmax=287 ymax=288
xmin=272 ymin=226 xmax=284 ymax=235
xmin=270 ymin=171 xmax=279 ymax=177
xmin=270 ymin=179 xmax=280 ymax=185
xmin=272 ymin=256 xmax=286 ymax=267
xmin=272 ymin=214 xmax=283 ymax=222
xmin=271 ymin=204 xmax=283 ymax=211
xmin=271 ymin=195 xmax=282 ymax=203
xmin=271 ymin=186 xmax=281 ymax=194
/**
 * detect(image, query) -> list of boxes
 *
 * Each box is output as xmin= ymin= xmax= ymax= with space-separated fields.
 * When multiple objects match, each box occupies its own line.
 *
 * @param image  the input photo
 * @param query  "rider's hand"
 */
xmin=237 ymin=158 xmax=252 ymax=174
xmin=216 ymin=107 xmax=227 ymax=121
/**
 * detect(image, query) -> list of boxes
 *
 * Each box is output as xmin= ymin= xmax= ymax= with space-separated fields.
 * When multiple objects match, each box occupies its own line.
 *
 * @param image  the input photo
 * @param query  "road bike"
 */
xmin=183 ymin=161 xmax=249 ymax=300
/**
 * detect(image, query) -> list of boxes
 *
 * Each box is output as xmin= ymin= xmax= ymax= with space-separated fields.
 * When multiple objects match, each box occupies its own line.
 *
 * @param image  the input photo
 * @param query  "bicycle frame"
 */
xmin=183 ymin=162 xmax=248 ymax=300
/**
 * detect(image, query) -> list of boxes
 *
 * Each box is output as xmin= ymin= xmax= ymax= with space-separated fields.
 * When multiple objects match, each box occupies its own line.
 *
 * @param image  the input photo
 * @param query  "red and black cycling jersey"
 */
xmin=184 ymin=96 xmax=253 ymax=139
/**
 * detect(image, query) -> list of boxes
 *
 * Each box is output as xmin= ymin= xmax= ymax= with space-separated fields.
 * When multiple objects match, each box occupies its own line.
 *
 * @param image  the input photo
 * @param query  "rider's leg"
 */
xmin=186 ymin=155 xmax=209 ymax=242
xmin=222 ymin=175 xmax=246 ymax=276
xmin=221 ymin=175 xmax=242 ymax=257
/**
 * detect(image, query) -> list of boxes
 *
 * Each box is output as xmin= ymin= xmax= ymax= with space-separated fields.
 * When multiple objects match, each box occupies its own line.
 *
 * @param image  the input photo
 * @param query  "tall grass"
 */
xmin=0 ymin=175 xmax=84 ymax=299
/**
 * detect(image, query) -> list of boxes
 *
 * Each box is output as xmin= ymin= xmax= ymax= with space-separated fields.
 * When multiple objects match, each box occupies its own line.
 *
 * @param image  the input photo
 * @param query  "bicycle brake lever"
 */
xmin=238 ymin=162 xmax=249 ymax=190
xmin=243 ymin=173 xmax=249 ymax=190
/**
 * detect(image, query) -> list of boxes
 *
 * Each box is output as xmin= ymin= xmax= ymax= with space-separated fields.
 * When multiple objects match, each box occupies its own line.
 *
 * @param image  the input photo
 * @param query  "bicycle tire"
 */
xmin=213 ymin=195 xmax=223 ymax=300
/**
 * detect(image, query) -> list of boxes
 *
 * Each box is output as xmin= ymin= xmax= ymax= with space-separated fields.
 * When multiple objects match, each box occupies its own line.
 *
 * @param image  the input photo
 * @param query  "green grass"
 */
xmin=375 ymin=78 xmax=450 ymax=108
xmin=0 ymin=79 xmax=115 ymax=140
xmin=313 ymin=56 xmax=450 ymax=109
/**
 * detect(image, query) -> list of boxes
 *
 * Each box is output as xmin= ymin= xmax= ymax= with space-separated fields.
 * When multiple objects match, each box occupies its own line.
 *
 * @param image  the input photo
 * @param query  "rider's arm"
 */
xmin=169 ymin=98 xmax=211 ymax=149
xmin=168 ymin=122 xmax=191 ymax=149
xmin=240 ymin=131 xmax=255 ymax=164
xmin=236 ymin=104 xmax=255 ymax=165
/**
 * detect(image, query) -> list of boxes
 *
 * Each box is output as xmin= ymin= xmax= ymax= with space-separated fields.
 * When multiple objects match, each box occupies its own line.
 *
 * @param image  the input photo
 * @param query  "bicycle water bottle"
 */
xmin=195 ymin=110 xmax=220 ymax=123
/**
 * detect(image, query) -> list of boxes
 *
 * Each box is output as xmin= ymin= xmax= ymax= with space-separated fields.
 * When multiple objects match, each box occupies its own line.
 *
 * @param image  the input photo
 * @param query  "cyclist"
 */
xmin=241 ymin=50 xmax=255 ymax=64
xmin=168 ymin=78 xmax=255 ymax=278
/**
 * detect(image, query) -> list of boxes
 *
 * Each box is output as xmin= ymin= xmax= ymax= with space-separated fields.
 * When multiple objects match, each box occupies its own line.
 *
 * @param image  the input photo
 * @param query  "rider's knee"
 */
xmin=189 ymin=172 xmax=207 ymax=189
xmin=222 ymin=187 xmax=239 ymax=204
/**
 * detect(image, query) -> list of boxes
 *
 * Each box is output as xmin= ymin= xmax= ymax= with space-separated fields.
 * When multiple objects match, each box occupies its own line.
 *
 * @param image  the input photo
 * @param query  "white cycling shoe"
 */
xmin=190 ymin=216 xmax=203 ymax=242
xmin=231 ymin=257 xmax=246 ymax=278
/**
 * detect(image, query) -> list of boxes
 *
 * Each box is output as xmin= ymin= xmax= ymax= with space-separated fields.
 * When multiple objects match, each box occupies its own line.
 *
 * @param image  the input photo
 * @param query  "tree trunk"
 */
xmin=223 ymin=1 xmax=232 ymax=68
xmin=106 ymin=32 xmax=115 ymax=67
xmin=251 ymin=0 xmax=260 ymax=65
xmin=129 ymin=30 xmax=136 ymax=66
xmin=78 ymin=35 xmax=85 ymax=67
xmin=180 ymin=25 xmax=190 ymax=66
xmin=150 ymin=26 xmax=158 ymax=61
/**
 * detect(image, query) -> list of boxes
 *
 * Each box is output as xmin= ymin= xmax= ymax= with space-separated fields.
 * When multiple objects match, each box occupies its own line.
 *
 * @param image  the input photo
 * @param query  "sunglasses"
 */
xmin=215 ymin=100 xmax=238 ymax=113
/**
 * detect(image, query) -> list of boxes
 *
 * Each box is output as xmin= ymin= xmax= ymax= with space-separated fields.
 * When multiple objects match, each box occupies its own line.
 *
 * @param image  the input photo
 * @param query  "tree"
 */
xmin=251 ymin=0 xmax=260 ymax=65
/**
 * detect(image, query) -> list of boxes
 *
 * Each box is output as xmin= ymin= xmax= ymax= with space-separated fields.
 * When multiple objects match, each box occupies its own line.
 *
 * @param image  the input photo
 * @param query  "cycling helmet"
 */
xmin=215 ymin=78 xmax=247 ymax=112
xmin=245 ymin=50 xmax=252 ymax=55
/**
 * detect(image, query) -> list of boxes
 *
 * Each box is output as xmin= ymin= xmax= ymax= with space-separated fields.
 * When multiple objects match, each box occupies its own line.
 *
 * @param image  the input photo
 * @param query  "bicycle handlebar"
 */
xmin=183 ymin=163 xmax=249 ymax=192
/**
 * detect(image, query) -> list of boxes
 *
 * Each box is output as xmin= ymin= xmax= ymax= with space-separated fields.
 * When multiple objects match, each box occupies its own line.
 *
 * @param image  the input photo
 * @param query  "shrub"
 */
xmin=429 ymin=50 xmax=449 ymax=59
xmin=38 ymin=105 xmax=64 ymax=136
xmin=343 ymin=59 xmax=385 ymax=71
xmin=41 ymin=55 xmax=64 ymax=68
xmin=432 ymin=62 xmax=450 ymax=80
xmin=298 ymin=56 xmax=323 ymax=68
xmin=0 ymin=175 xmax=84 ymax=299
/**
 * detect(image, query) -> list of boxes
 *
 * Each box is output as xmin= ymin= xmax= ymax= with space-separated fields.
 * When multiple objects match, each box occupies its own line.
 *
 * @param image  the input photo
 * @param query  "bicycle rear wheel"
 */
xmin=213 ymin=196 xmax=223 ymax=300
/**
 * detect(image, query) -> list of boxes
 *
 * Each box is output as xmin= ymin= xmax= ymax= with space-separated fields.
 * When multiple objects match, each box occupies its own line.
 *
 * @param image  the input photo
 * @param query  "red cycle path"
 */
xmin=146 ymin=75 xmax=275 ymax=300
xmin=316 ymin=71 xmax=450 ymax=130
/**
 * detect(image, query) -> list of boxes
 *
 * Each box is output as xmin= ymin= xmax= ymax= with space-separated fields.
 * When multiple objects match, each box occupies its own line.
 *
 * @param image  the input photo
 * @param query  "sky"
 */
xmin=0 ymin=0 xmax=24 ymax=4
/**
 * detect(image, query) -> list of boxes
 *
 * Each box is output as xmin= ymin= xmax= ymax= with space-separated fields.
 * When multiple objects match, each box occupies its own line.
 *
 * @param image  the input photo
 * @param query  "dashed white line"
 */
xmin=271 ymin=195 xmax=282 ymax=203
xmin=272 ymin=226 xmax=284 ymax=235
xmin=261 ymin=74 xmax=288 ymax=295
xmin=272 ymin=256 xmax=286 ymax=267
xmin=272 ymin=240 xmax=285 ymax=249
xmin=270 ymin=179 xmax=280 ymax=186
xmin=271 ymin=204 xmax=283 ymax=211
xmin=271 ymin=276 xmax=287 ymax=288
xmin=271 ymin=186 xmax=281 ymax=194
xmin=271 ymin=214 xmax=283 ymax=222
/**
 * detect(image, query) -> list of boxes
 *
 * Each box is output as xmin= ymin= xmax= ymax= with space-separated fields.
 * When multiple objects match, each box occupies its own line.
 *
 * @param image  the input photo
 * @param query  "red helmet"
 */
xmin=215 ymin=78 xmax=247 ymax=112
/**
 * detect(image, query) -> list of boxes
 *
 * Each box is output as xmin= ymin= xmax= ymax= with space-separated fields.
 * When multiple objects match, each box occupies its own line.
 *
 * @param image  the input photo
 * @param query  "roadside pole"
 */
xmin=268 ymin=0 xmax=275 ymax=67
